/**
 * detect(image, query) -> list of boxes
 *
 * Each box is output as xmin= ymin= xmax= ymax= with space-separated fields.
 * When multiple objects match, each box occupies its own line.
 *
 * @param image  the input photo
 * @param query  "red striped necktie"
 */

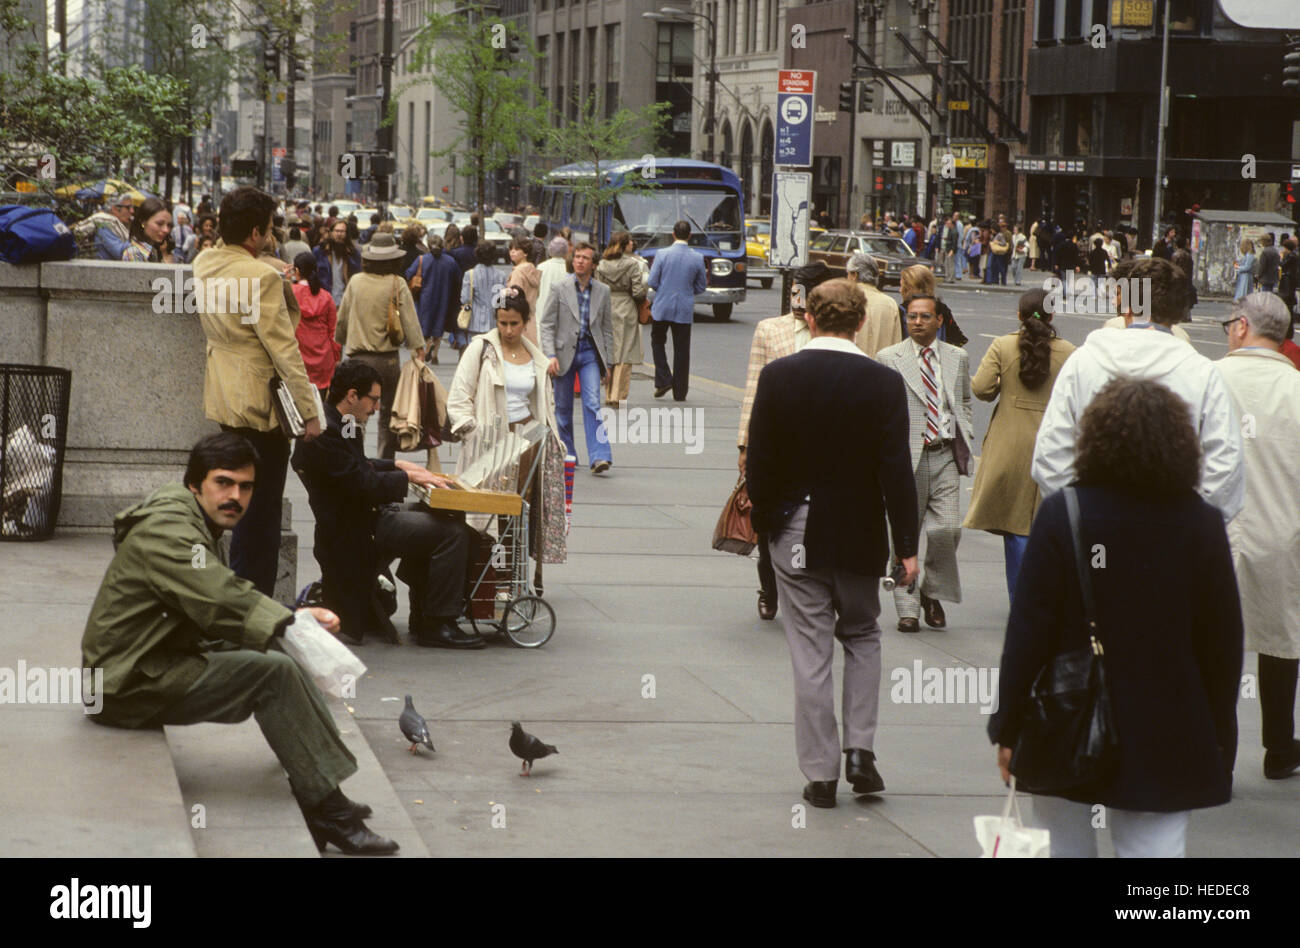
xmin=920 ymin=346 xmax=940 ymax=444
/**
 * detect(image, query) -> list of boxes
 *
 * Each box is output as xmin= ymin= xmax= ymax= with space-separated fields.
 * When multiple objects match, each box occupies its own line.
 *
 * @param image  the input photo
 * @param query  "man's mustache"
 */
xmin=219 ymin=502 xmax=244 ymax=514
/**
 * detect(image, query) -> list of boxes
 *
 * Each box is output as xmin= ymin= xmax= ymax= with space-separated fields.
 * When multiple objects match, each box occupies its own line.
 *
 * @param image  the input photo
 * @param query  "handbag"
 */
xmin=384 ymin=275 xmax=404 ymax=345
xmin=973 ymin=777 xmax=1050 ymax=858
xmin=408 ymin=252 xmax=428 ymax=294
xmin=1010 ymin=487 xmax=1120 ymax=794
xmin=457 ymin=273 xmax=474 ymax=330
xmin=637 ymin=297 xmax=652 ymax=325
xmin=712 ymin=475 xmax=759 ymax=556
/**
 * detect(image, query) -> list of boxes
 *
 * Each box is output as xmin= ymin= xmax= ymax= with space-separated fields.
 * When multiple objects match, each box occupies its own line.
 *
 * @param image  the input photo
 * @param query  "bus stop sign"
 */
xmin=776 ymin=70 xmax=815 ymax=168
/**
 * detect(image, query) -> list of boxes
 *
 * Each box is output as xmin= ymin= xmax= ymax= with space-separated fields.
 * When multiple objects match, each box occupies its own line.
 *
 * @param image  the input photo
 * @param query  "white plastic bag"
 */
xmin=974 ymin=777 xmax=1050 ymax=858
xmin=280 ymin=610 xmax=367 ymax=698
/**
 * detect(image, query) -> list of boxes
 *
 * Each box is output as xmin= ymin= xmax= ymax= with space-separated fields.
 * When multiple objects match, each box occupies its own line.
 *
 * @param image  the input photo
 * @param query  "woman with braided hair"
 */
xmin=962 ymin=288 xmax=1076 ymax=601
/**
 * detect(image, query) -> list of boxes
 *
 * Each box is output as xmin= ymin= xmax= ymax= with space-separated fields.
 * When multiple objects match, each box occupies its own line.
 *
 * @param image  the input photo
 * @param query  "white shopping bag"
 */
xmin=280 ymin=610 xmax=367 ymax=699
xmin=974 ymin=777 xmax=1050 ymax=858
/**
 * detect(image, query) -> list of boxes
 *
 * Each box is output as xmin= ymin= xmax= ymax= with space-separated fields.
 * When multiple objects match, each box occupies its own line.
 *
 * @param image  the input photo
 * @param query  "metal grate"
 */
xmin=0 ymin=365 xmax=71 ymax=541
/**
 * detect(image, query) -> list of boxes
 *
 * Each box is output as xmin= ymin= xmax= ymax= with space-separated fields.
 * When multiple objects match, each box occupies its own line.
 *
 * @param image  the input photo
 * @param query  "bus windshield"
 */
xmin=612 ymin=187 xmax=743 ymax=252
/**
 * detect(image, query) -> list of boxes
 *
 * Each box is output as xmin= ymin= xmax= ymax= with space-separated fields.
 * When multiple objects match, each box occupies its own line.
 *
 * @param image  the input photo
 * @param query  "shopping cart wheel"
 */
xmin=501 ymin=596 xmax=556 ymax=648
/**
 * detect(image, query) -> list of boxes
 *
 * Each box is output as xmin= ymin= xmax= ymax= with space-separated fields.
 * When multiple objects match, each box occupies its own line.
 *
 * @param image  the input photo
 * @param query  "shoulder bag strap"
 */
xmin=1064 ymin=486 xmax=1103 ymax=655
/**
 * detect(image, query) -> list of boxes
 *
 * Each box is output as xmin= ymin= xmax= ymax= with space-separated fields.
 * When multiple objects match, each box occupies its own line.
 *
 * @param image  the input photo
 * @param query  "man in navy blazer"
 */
xmin=647 ymin=220 xmax=708 ymax=400
xmin=746 ymin=279 xmax=919 ymax=810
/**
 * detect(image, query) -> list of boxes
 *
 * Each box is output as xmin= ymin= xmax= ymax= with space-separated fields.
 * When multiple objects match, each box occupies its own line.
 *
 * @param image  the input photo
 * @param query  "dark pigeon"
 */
xmin=509 ymin=721 xmax=558 ymax=776
xmin=399 ymin=695 xmax=435 ymax=755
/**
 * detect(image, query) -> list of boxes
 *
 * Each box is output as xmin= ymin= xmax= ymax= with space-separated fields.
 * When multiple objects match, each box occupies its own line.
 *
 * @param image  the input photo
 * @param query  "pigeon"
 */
xmin=509 ymin=721 xmax=558 ymax=776
xmin=399 ymin=695 xmax=435 ymax=755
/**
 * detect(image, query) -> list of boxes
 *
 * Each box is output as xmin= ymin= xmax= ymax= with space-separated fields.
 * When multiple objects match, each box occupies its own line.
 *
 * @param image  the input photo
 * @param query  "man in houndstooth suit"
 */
xmin=875 ymin=293 xmax=973 ymax=632
xmin=738 ymin=262 xmax=837 ymax=620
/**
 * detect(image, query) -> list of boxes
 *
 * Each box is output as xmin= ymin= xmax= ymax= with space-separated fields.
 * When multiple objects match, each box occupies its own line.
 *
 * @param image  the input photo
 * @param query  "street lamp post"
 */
xmin=644 ymin=6 xmax=718 ymax=163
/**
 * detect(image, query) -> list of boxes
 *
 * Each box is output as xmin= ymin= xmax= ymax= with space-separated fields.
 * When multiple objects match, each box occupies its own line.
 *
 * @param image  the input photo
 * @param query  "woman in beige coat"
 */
xmin=963 ymin=288 xmax=1075 ymax=601
xmin=595 ymin=230 xmax=647 ymax=407
xmin=446 ymin=287 xmax=568 ymax=588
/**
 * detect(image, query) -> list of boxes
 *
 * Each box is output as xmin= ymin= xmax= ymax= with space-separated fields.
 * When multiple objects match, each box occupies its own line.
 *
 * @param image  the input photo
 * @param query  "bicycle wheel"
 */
xmin=502 ymin=596 xmax=556 ymax=648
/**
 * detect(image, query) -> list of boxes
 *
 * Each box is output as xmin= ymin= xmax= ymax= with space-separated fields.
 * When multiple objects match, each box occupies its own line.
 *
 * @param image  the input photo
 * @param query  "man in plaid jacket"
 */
xmin=737 ymin=261 xmax=836 ymax=620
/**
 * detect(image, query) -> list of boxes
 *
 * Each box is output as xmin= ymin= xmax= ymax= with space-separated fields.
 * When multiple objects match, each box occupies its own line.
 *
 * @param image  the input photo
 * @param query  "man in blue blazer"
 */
xmin=647 ymin=220 xmax=707 ymax=400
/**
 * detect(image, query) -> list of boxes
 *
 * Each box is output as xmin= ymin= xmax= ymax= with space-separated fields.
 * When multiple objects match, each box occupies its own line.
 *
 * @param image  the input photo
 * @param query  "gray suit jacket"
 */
xmin=875 ymin=338 xmax=974 ymax=474
xmin=539 ymin=273 xmax=614 ymax=376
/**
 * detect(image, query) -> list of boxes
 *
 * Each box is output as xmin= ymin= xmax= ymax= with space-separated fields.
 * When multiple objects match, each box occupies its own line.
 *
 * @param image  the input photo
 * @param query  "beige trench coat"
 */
xmin=963 ymin=333 xmax=1075 ymax=535
xmin=595 ymin=254 xmax=646 ymax=365
xmin=445 ymin=329 xmax=567 ymax=563
xmin=1216 ymin=347 xmax=1300 ymax=658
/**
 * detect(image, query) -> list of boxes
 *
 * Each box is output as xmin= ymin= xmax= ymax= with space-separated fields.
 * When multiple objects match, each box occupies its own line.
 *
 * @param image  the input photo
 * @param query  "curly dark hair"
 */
xmin=808 ymin=278 xmax=865 ymax=335
xmin=1075 ymin=378 xmax=1201 ymax=494
xmin=1016 ymin=288 xmax=1057 ymax=389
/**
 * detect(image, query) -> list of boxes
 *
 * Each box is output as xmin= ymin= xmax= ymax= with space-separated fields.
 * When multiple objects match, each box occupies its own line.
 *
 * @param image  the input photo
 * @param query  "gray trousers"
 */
xmin=150 ymin=644 xmax=358 ymax=810
xmin=1032 ymin=795 xmax=1190 ymax=858
xmin=770 ymin=503 xmax=884 ymax=782
xmin=894 ymin=444 xmax=962 ymax=618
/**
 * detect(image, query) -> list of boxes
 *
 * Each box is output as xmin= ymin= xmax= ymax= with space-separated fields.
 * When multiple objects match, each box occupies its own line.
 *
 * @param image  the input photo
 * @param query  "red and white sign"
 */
xmin=778 ymin=70 xmax=815 ymax=95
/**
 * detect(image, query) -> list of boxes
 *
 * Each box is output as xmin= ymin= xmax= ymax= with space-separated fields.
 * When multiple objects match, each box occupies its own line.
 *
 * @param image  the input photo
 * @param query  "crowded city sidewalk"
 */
xmin=1 ymin=355 xmax=1290 ymax=858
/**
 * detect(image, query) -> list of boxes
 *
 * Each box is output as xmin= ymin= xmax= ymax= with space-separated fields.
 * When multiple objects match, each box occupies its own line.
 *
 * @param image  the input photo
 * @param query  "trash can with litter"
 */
xmin=0 ymin=365 xmax=71 ymax=540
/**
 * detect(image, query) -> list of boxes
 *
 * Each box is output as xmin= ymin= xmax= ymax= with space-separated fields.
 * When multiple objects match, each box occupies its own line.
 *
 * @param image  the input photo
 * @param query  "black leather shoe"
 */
xmin=802 ymin=780 xmax=837 ymax=809
xmin=921 ymin=593 xmax=946 ymax=629
xmin=304 ymin=791 xmax=398 ymax=855
xmin=654 ymin=386 xmax=671 ymax=398
xmin=1264 ymin=740 xmax=1300 ymax=779
xmin=898 ymin=617 xmax=920 ymax=633
xmin=416 ymin=620 xmax=487 ymax=650
xmin=845 ymin=749 xmax=885 ymax=794
xmin=757 ymin=590 xmax=777 ymax=621
xmin=339 ymin=792 xmax=373 ymax=821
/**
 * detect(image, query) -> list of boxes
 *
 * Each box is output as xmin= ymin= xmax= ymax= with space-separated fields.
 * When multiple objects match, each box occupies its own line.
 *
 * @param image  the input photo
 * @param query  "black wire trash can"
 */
xmin=0 ymin=365 xmax=71 ymax=541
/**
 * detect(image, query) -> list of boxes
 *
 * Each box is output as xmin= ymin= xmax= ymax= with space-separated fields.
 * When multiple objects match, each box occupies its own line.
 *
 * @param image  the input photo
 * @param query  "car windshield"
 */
xmin=417 ymin=208 xmax=450 ymax=221
xmin=612 ymin=187 xmax=742 ymax=252
xmin=861 ymin=236 xmax=913 ymax=256
xmin=748 ymin=222 xmax=770 ymax=237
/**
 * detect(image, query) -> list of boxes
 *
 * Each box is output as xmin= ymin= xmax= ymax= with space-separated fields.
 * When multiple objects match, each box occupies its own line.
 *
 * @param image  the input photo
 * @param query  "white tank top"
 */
xmin=503 ymin=358 xmax=535 ymax=422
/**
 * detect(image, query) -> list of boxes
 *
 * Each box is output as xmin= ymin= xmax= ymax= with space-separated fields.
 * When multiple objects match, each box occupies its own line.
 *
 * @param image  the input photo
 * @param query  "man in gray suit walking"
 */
xmin=540 ymin=241 xmax=616 ymax=473
xmin=746 ymin=279 xmax=919 ymax=809
xmin=875 ymin=294 xmax=973 ymax=632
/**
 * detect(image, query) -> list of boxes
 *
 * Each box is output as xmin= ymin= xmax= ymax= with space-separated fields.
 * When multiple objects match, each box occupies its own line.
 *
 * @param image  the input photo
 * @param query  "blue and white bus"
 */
xmin=539 ymin=158 xmax=746 ymax=320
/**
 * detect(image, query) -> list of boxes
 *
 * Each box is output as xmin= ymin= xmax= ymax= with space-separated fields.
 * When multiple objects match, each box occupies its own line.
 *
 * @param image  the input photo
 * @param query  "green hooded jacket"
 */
xmin=81 ymin=483 xmax=293 ymax=727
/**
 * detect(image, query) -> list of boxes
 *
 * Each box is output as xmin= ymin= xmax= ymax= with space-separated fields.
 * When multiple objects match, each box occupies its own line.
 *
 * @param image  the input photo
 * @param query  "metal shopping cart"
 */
xmin=409 ymin=419 xmax=556 ymax=647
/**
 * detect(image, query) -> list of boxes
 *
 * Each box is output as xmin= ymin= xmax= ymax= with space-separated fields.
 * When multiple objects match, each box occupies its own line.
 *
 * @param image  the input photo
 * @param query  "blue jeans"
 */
xmin=553 ymin=336 xmax=612 ymax=468
xmin=1004 ymin=533 xmax=1029 ymax=603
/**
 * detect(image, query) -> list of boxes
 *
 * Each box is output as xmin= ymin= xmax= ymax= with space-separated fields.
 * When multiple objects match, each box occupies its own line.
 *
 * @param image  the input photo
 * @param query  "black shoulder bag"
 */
xmin=1010 ymin=487 xmax=1120 ymax=794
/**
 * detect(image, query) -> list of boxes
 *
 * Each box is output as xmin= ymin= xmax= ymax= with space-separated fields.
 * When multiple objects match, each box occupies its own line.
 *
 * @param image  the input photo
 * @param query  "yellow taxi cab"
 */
xmin=745 ymin=219 xmax=776 ymax=289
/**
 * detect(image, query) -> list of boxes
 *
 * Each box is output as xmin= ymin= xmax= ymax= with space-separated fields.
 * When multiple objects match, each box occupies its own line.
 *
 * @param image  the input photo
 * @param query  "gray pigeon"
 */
xmin=509 ymin=721 xmax=558 ymax=776
xmin=399 ymin=695 xmax=435 ymax=755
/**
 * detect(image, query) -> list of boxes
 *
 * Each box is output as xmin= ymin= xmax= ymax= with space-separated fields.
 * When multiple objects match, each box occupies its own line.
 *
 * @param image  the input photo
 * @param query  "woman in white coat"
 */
xmin=447 ymin=286 xmax=568 ymax=589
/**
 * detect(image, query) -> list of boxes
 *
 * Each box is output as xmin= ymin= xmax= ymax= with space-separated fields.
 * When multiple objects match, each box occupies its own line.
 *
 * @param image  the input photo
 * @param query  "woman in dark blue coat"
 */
xmin=989 ymin=377 xmax=1243 ymax=857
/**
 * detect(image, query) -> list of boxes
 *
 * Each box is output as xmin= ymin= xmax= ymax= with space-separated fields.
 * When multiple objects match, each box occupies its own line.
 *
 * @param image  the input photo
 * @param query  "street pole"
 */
xmin=1150 ymin=0 xmax=1171 ymax=251
xmin=846 ymin=1 xmax=859 ymax=228
xmin=287 ymin=32 xmax=296 ymax=198
xmin=705 ymin=17 xmax=717 ymax=163
xmin=378 ymin=0 xmax=395 ymax=216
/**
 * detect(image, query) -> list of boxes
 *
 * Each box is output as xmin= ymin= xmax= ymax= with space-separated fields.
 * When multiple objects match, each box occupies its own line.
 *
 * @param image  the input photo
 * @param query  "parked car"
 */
xmin=493 ymin=212 xmax=524 ymax=229
xmin=744 ymin=219 xmax=777 ymax=289
xmin=806 ymin=230 xmax=932 ymax=286
xmin=523 ymin=214 xmax=540 ymax=233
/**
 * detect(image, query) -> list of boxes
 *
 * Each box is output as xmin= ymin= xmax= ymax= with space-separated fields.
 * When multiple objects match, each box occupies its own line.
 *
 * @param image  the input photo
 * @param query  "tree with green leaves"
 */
xmin=535 ymin=92 xmax=671 ymax=247
xmin=405 ymin=3 xmax=546 ymax=218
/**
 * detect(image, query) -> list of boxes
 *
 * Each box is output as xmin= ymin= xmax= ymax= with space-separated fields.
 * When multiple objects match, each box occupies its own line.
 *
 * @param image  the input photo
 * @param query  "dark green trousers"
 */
xmin=151 ymin=644 xmax=357 ymax=810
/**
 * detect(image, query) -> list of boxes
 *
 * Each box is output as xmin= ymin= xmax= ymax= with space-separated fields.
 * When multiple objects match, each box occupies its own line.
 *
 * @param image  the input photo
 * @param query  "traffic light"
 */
xmin=1284 ymin=50 xmax=1300 ymax=94
xmin=263 ymin=42 xmax=280 ymax=81
xmin=838 ymin=81 xmax=854 ymax=113
xmin=858 ymin=81 xmax=874 ymax=113
xmin=290 ymin=54 xmax=306 ymax=83
xmin=1286 ymin=183 xmax=1296 ymax=205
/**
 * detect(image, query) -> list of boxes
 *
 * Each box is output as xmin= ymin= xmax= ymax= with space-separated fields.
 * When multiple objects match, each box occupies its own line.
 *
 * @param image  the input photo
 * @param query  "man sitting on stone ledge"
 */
xmin=81 ymin=432 xmax=399 ymax=855
xmin=292 ymin=359 xmax=484 ymax=650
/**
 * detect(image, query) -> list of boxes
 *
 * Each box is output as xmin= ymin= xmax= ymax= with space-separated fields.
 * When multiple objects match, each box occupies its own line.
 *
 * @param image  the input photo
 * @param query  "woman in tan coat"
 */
xmin=963 ymin=288 xmax=1075 ymax=601
xmin=446 ymin=287 xmax=567 ymax=589
xmin=506 ymin=235 xmax=541 ymax=346
xmin=594 ymin=230 xmax=647 ymax=407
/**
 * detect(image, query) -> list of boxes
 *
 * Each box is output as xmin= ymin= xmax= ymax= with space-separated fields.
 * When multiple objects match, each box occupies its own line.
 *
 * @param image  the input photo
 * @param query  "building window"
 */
xmin=605 ymin=23 xmax=620 ymax=81
xmin=586 ymin=25 xmax=597 ymax=92
xmin=537 ymin=35 xmax=549 ymax=93
xmin=765 ymin=0 xmax=777 ymax=50
xmin=744 ymin=0 xmax=757 ymax=53
xmin=723 ymin=0 xmax=736 ymax=56
xmin=568 ymin=29 xmax=580 ymax=120
xmin=1036 ymin=0 xmax=1056 ymax=43
xmin=999 ymin=0 xmax=1026 ymax=134
xmin=424 ymin=100 xmax=431 ymax=191
xmin=656 ymin=22 xmax=693 ymax=82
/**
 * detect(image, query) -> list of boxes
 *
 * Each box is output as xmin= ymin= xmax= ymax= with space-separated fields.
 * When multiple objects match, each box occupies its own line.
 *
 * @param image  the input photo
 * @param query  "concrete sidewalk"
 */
xmin=0 ymin=355 xmax=1290 ymax=857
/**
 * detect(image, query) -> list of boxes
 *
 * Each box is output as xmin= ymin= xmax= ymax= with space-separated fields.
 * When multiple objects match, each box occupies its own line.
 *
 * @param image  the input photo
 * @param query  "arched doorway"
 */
xmin=759 ymin=119 xmax=774 ymax=215
xmin=719 ymin=120 xmax=733 ymax=169
xmin=740 ymin=122 xmax=755 ymax=212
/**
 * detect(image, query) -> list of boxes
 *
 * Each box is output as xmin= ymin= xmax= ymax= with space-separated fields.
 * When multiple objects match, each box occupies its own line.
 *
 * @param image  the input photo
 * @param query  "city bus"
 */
xmin=539 ymin=158 xmax=746 ymax=320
